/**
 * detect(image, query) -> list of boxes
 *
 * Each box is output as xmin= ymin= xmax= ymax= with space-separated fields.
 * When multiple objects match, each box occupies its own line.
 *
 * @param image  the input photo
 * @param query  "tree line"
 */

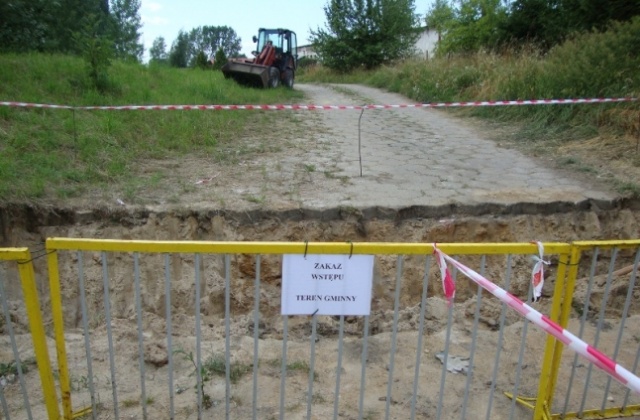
xmin=0 ymin=0 xmax=242 ymax=70
xmin=0 ymin=0 xmax=143 ymax=61
xmin=426 ymin=0 xmax=640 ymax=53
xmin=149 ymin=26 xmax=242 ymax=69
xmin=311 ymin=0 xmax=640 ymax=72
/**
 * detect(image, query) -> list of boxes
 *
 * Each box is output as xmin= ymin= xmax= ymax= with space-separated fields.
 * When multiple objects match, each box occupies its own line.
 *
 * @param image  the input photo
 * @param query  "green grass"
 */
xmin=201 ymin=354 xmax=252 ymax=384
xmin=0 ymin=53 xmax=303 ymax=202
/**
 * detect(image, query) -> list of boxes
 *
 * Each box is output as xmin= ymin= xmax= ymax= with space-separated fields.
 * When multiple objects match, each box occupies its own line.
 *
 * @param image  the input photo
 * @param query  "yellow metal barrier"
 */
xmin=0 ymin=248 xmax=60 ymax=419
xmin=531 ymin=240 xmax=640 ymax=420
xmin=43 ymin=238 xmax=572 ymax=419
xmin=28 ymin=238 xmax=639 ymax=419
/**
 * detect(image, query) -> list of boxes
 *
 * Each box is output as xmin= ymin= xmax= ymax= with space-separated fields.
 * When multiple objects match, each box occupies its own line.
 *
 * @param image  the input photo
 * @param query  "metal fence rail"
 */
xmin=2 ymin=240 xmax=640 ymax=419
xmin=0 ymin=248 xmax=58 ymax=420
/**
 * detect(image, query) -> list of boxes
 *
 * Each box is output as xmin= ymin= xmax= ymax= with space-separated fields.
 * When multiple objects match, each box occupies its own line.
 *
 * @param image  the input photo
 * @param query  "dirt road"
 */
xmin=150 ymin=83 xmax=617 ymax=215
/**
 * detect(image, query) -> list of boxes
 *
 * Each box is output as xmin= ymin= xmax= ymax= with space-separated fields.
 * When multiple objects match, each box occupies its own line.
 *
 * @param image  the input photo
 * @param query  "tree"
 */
xmin=0 ymin=0 xmax=51 ymax=52
xmin=72 ymin=16 xmax=114 ymax=92
xmin=192 ymin=50 xmax=208 ymax=69
xmin=424 ymin=0 xmax=455 ymax=43
xmin=109 ymin=0 xmax=144 ymax=62
xmin=310 ymin=0 xmax=420 ymax=72
xmin=169 ymin=30 xmax=190 ymax=68
xmin=149 ymin=36 xmax=168 ymax=64
xmin=436 ymin=0 xmax=508 ymax=53
xmin=187 ymin=26 xmax=241 ymax=64
xmin=52 ymin=0 xmax=111 ymax=53
xmin=213 ymin=47 xmax=228 ymax=70
xmin=560 ymin=0 xmax=640 ymax=33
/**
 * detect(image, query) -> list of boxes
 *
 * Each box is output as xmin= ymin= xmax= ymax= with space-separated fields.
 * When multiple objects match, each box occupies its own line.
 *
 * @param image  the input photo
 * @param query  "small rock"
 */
xmin=144 ymin=341 xmax=168 ymax=367
xmin=435 ymin=351 xmax=471 ymax=374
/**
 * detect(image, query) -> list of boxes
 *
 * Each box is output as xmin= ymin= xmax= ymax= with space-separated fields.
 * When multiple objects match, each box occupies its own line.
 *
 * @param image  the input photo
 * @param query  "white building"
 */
xmin=297 ymin=27 xmax=439 ymax=61
xmin=414 ymin=27 xmax=439 ymax=59
xmin=297 ymin=44 xmax=318 ymax=59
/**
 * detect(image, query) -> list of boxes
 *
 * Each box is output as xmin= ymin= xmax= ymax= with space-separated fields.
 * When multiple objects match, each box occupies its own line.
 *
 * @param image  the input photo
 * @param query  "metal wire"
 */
xmin=279 ymin=316 xmax=289 ymax=420
xmin=563 ymin=247 xmax=599 ymax=415
xmin=410 ymin=255 xmax=432 ymax=419
xmin=78 ymin=252 xmax=97 ymax=420
xmin=134 ymin=253 xmax=148 ymax=420
xmin=509 ymin=274 xmax=534 ymax=419
xmin=164 ymin=254 xmax=175 ymax=420
xmin=101 ymin=252 xmax=119 ymax=419
xmin=579 ymin=248 xmax=619 ymax=416
xmin=333 ymin=315 xmax=345 ymax=420
xmin=307 ymin=312 xmax=319 ymax=420
xmin=437 ymin=260 xmax=458 ymax=420
xmin=224 ymin=254 xmax=231 ymax=420
xmin=0 ymin=265 xmax=32 ymax=419
xmin=601 ymin=249 xmax=640 ymax=410
xmin=357 ymin=315 xmax=370 ymax=420
xmin=485 ymin=254 xmax=513 ymax=420
xmin=460 ymin=255 xmax=486 ymax=420
xmin=385 ymin=256 xmax=404 ymax=420
xmin=194 ymin=254 xmax=203 ymax=419
xmin=0 ymin=380 xmax=10 ymax=420
xmin=252 ymin=255 xmax=262 ymax=420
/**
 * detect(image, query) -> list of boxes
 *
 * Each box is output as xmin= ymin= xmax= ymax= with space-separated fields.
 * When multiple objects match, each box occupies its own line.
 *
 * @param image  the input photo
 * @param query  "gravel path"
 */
xmin=287 ymin=83 xmax=615 ymax=210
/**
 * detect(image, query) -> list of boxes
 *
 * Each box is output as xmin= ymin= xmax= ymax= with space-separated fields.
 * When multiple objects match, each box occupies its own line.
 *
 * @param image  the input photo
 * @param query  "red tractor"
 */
xmin=222 ymin=28 xmax=297 ymax=89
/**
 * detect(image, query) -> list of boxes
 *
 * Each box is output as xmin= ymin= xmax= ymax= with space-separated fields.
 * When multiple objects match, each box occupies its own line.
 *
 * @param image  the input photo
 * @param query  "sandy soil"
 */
xmin=1 ymin=83 xmax=640 ymax=420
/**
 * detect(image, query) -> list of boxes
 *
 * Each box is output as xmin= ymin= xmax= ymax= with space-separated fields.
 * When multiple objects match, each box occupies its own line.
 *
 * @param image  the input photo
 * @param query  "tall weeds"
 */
xmin=300 ymin=17 xmax=640 ymax=141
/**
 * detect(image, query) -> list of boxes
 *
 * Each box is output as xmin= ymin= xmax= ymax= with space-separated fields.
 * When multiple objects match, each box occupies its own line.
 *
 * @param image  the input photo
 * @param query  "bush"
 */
xmin=73 ymin=16 xmax=113 ymax=93
xmin=212 ymin=48 xmax=227 ymax=71
xmin=193 ymin=50 xmax=208 ymax=70
xmin=297 ymin=56 xmax=319 ymax=69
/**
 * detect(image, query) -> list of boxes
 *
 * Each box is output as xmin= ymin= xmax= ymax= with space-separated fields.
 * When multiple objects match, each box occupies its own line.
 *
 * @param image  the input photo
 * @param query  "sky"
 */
xmin=139 ymin=0 xmax=436 ymax=60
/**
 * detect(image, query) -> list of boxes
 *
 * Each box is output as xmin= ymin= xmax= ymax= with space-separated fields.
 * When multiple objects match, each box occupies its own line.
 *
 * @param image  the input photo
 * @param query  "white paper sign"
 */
xmin=281 ymin=254 xmax=374 ymax=315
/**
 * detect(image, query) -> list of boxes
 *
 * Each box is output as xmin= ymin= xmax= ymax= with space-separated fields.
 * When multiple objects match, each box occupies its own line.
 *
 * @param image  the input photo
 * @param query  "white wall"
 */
xmin=414 ymin=28 xmax=439 ymax=59
xmin=298 ymin=44 xmax=318 ymax=59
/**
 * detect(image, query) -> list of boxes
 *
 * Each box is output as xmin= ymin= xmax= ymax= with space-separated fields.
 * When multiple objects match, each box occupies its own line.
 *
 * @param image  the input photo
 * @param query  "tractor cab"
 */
xmin=222 ymin=28 xmax=298 ymax=89
xmin=252 ymin=28 xmax=297 ymax=88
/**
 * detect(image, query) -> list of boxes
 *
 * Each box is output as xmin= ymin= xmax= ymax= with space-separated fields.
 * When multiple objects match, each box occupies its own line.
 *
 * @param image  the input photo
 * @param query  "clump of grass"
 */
xmin=0 ymin=361 xmax=20 ymax=376
xmin=175 ymin=349 xmax=251 ymax=409
xmin=201 ymin=354 xmax=252 ymax=384
xmin=265 ymin=358 xmax=319 ymax=381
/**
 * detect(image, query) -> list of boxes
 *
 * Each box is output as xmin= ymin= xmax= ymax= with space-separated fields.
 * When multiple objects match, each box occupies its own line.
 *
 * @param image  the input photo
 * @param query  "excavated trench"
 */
xmin=2 ymin=201 xmax=640 ymax=420
xmin=2 ymin=201 xmax=640 ymax=337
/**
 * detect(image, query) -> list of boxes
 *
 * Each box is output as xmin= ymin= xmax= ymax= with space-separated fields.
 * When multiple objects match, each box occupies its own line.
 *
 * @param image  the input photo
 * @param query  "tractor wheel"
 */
xmin=283 ymin=69 xmax=294 ymax=89
xmin=268 ymin=67 xmax=280 ymax=88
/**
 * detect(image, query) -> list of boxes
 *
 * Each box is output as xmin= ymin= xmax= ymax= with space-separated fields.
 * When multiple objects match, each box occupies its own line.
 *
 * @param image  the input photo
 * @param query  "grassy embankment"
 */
xmin=300 ymin=18 xmax=640 ymax=196
xmin=0 ymin=54 xmax=304 ymax=202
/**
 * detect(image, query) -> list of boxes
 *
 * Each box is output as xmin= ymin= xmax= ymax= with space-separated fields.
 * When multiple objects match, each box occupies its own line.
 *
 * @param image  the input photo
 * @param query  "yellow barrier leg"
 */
xmin=533 ymin=251 xmax=571 ymax=420
xmin=546 ymin=245 xmax=582 ymax=409
xmin=17 ymin=250 xmax=61 ymax=419
xmin=47 ymin=251 xmax=73 ymax=420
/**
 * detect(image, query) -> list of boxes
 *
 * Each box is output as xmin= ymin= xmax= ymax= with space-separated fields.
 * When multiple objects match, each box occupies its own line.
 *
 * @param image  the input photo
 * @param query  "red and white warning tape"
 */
xmin=432 ymin=245 xmax=640 ymax=395
xmin=0 ymin=97 xmax=637 ymax=111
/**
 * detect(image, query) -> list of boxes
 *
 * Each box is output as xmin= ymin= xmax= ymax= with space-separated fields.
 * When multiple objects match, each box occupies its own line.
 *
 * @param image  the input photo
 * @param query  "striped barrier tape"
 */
xmin=432 ymin=245 xmax=640 ymax=395
xmin=0 ymin=97 xmax=637 ymax=111
xmin=531 ymin=241 xmax=550 ymax=303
